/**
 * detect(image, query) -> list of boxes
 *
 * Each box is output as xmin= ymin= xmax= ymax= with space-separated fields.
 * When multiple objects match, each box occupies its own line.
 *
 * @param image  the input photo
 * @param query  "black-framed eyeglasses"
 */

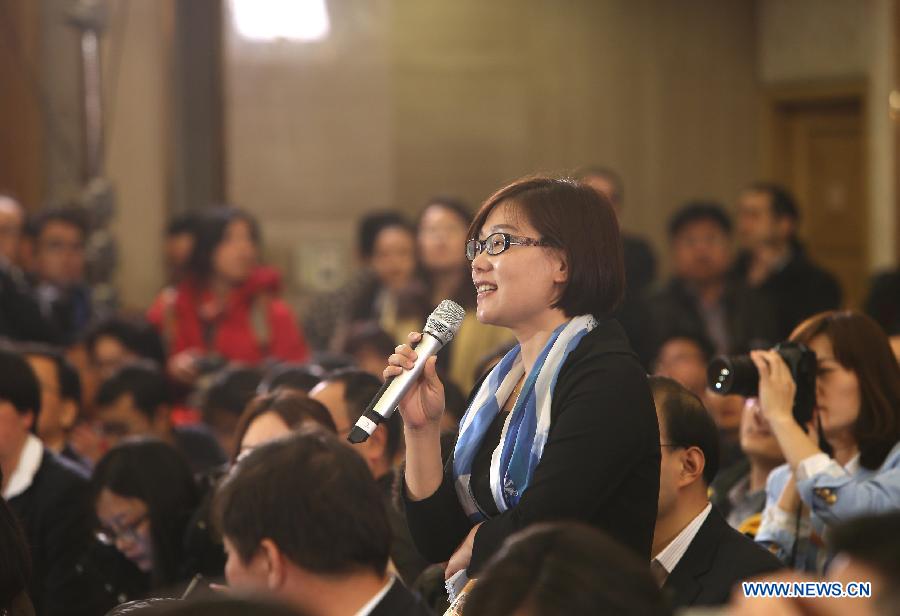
xmin=465 ymin=232 xmax=550 ymax=261
xmin=95 ymin=512 xmax=149 ymax=546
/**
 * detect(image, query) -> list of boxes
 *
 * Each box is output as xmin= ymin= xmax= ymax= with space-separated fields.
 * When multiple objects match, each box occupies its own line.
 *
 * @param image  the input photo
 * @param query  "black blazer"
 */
xmin=663 ymin=507 xmax=783 ymax=609
xmin=369 ymin=579 xmax=433 ymax=616
xmin=733 ymin=247 xmax=842 ymax=341
xmin=7 ymin=449 xmax=97 ymax=616
xmin=404 ymin=318 xmax=660 ymax=574
xmin=646 ymin=277 xmax=778 ymax=355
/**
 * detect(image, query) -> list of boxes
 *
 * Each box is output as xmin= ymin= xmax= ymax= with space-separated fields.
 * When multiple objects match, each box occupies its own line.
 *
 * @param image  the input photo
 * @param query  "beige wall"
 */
xmin=758 ymin=0 xmax=897 ymax=270
xmin=224 ymin=0 xmax=762 ymax=293
xmin=103 ymin=0 xmax=171 ymax=309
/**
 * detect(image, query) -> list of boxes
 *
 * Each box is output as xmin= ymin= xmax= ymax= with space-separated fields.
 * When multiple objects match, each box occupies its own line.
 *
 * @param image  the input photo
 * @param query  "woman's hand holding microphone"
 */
xmin=387 ymin=331 xmax=448 ymax=502
xmin=384 ymin=331 xmax=446 ymax=433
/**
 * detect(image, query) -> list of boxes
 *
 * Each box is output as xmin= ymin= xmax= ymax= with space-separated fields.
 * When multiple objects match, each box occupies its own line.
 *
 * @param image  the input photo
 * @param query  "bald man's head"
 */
xmin=0 ymin=195 xmax=24 ymax=263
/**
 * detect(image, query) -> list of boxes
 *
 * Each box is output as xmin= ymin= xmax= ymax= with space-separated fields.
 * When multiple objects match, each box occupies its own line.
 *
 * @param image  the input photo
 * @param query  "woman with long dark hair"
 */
xmin=147 ymin=207 xmax=308 ymax=384
xmin=753 ymin=310 xmax=900 ymax=571
xmin=409 ymin=198 xmax=513 ymax=392
xmin=91 ymin=439 xmax=223 ymax=594
xmin=385 ymin=177 xmax=660 ymax=583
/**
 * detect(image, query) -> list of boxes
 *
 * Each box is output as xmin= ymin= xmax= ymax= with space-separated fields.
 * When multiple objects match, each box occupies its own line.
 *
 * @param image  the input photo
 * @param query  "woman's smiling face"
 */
xmin=470 ymin=201 xmax=567 ymax=331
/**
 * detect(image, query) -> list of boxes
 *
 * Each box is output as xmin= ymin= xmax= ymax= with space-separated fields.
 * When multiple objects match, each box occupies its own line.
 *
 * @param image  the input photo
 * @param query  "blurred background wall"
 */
xmin=0 ymin=0 xmax=896 ymax=310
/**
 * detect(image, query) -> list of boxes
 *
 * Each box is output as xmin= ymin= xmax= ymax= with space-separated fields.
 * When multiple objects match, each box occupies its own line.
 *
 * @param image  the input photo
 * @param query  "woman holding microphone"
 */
xmin=386 ymin=177 xmax=660 ymax=580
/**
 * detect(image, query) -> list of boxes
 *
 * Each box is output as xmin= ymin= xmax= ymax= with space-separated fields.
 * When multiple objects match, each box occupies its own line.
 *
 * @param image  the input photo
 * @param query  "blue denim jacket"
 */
xmin=756 ymin=441 xmax=900 ymax=572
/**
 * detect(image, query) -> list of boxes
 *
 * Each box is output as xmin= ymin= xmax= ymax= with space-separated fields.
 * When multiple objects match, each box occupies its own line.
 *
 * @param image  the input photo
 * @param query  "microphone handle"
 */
xmin=348 ymin=332 xmax=443 ymax=444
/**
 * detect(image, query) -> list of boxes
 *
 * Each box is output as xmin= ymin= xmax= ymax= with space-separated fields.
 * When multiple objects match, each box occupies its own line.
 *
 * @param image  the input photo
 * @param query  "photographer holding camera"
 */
xmin=710 ymin=311 xmax=900 ymax=572
xmin=752 ymin=311 xmax=900 ymax=571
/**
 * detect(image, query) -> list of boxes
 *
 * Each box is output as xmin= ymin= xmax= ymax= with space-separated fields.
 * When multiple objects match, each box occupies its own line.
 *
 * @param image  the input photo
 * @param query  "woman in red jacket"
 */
xmin=148 ymin=208 xmax=308 ymax=384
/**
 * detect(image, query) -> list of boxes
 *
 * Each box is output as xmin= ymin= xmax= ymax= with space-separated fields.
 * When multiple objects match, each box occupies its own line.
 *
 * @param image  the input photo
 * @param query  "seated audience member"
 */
xmin=576 ymin=167 xmax=656 ymax=294
xmin=0 ymin=194 xmax=54 ymax=344
xmin=94 ymin=363 xmax=226 ymax=473
xmin=647 ymin=201 xmax=776 ymax=356
xmin=407 ymin=197 xmax=514 ymax=392
xmin=754 ymin=311 xmax=900 ymax=572
xmin=0 ymin=347 xmax=99 ymax=616
xmin=577 ymin=166 xmax=658 ymax=366
xmin=710 ymin=397 xmax=785 ymax=537
xmin=0 ymin=469 xmax=34 ymax=615
xmin=232 ymin=392 xmax=335 ymax=460
xmin=311 ymin=369 xmax=428 ymax=586
xmin=85 ymin=317 xmax=168 ymax=380
xmin=19 ymin=343 xmax=90 ymax=470
xmin=864 ymin=268 xmax=900 ymax=361
xmin=147 ymin=207 xmax=308 ymax=385
xmin=463 ymin=522 xmax=669 ymax=616
xmin=163 ymin=213 xmax=200 ymax=287
xmin=91 ymin=439 xmax=224 ymax=599
xmin=339 ymin=322 xmax=396 ymax=379
xmin=729 ymin=512 xmax=900 ymax=616
xmin=198 ymin=367 xmax=263 ymax=457
xmin=16 ymin=214 xmax=38 ymax=278
xmin=305 ymin=212 xmax=419 ymax=354
xmin=653 ymin=332 xmax=745 ymax=471
xmin=734 ymin=183 xmax=842 ymax=340
xmin=213 ymin=429 xmax=432 ymax=616
xmin=31 ymin=206 xmax=93 ymax=344
xmin=349 ymin=213 xmax=420 ymax=344
xmin=258 ymin=364 xmax=324 ymax=395
xmin=0 ymin=193 xmax=25 ymax=266
xmin=650 ymin=376 xmax=781 ymax=608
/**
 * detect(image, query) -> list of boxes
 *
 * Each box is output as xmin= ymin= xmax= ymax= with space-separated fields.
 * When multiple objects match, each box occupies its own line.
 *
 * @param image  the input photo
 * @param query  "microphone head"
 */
xmin=424 ymin=300 xmax=466 ymax=346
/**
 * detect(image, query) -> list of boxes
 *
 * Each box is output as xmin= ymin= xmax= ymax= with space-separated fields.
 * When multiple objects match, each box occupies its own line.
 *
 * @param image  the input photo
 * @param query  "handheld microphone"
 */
xmin=347 ymin=300 xmax=465 ymax=444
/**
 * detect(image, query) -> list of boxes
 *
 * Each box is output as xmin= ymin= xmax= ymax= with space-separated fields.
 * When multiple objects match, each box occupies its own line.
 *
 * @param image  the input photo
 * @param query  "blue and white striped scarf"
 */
xmin=452 ymin=315 xmax=597 ymax=522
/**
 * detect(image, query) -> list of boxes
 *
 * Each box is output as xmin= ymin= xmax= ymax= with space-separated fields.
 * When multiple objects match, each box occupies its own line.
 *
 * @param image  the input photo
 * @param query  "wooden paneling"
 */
xmin=0 ymin=0 xmax=42 ymax=208
xmin=763 ymin=85 xmax=868 ymax=307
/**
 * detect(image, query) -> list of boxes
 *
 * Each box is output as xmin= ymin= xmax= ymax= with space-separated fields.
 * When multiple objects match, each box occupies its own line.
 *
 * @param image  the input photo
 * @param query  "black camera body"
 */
xmin=707 ymin=341 xmax=817 ymax=426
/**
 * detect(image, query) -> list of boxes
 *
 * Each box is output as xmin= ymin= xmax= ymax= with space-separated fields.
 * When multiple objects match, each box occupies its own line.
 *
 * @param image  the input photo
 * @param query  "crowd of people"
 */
xmin=0 ymin=171 xmax=898 ymax=616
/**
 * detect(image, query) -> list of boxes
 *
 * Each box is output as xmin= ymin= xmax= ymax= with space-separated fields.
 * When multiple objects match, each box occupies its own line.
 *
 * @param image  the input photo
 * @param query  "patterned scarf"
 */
xmin=452 ymin=315 xmax=597 ymax=521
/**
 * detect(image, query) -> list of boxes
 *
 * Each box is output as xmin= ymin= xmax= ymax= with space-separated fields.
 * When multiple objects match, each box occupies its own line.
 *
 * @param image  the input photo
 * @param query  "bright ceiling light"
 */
xmin=230 ymin=0 xmax=330 ymax=42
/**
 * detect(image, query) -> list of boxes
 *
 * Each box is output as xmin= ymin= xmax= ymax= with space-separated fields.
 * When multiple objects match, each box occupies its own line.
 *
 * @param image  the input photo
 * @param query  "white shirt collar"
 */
xmin=3 ymin=434 xmax=43 ymax=499
xmin=353 ymin=576 xmax=395 ymax=616
xmin=653 ymin=502 xmax=712 ymax=576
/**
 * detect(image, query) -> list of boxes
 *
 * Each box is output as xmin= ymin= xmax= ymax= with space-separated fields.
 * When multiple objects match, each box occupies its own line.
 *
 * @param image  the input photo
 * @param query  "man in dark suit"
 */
xmin=0 ymin=347 xmax=100 ymax=616
xmin=0 ymin=195 xmax=59 ymax=344
xmin=94 ymin=363 xmax=226 ymax=474
xmin=214 ymin=429 xmax=432 ymax=616
xmin=576 ymin=165 xmax=658 ymax=367
xmin=647 ymin=202 xmax=778 ymax=357
xmin=311 ymin=368 xmax=429 ymax=587
xmin=733 ymin=183 xmax=842 ymax=340
xmin=649 ymin=376 xmax=782 ymax=609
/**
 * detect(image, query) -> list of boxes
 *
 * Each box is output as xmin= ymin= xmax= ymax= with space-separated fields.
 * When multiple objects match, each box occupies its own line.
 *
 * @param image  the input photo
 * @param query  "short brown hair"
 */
xmin=469 ymin=176 xmax=624 ymax=318
xmin=231 ymin=391 xmax=336 ymax=461
xmin=790 ymin=311 xmax=900 ymax=470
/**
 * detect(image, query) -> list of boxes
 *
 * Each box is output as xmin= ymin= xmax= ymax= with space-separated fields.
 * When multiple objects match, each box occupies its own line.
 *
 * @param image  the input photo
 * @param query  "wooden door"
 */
xmin=765 ymin=90 xmax=867 ymax=308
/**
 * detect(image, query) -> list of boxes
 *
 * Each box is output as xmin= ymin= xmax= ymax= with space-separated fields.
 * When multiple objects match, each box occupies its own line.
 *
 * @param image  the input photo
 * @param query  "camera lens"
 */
xmin=707 ymin=355 xmax=759 ymax=397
